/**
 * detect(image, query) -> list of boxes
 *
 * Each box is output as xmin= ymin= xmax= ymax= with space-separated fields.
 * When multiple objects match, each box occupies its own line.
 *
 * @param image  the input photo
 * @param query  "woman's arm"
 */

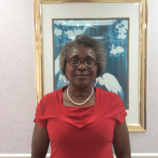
xmin=31 ymin=123 xmax=50 ymax=158
xmin=113 ymin=120 xmax=131 ymax=158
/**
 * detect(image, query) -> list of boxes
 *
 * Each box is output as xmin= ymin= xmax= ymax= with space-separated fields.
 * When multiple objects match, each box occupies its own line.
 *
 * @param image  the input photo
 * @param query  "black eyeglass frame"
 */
xmin=67 ymin=58 xmax=98 ymax=69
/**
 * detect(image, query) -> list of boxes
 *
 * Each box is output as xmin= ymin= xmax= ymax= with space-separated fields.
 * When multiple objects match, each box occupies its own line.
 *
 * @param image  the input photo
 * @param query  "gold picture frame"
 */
xmin=34 ymin=0 xmax=148 ymax=132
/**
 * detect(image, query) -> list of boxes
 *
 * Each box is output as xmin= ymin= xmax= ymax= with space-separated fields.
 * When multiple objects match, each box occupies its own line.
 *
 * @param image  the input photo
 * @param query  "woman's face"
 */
xmin=65 ymin=45 xmax=97 ymax=89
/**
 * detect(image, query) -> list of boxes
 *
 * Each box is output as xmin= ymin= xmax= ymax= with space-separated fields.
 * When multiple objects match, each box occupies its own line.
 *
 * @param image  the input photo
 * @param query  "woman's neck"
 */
xmin=68 ymin=84 xmax=93 ymax=101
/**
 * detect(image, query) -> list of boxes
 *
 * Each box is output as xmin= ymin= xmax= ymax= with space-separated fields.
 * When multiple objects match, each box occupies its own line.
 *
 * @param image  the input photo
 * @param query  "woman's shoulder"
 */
xmin=36 ymin=88 xmax=63 ymax=116
xmin=40 ymin=88 xmax=62 ymax=104
xmin=95 ymin=87 xmax=125 ymax=114
xmin=95 ymin=87 xmax=117 ymax=97
xmin=95 ymin=87 xmax=122 ymax=106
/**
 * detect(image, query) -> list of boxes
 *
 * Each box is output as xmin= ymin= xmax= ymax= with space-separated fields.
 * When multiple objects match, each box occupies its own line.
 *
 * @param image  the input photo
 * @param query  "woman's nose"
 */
xmin=77 ymin=61 xmax=87 ymax=70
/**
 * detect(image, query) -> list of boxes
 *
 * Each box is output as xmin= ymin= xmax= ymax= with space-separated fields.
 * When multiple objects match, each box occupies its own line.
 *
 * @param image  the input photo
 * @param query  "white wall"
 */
xmin=0 ymin=0 xmax=158 ymax=155
xmin=129 ymin=0 xmax=158 ymax=153
xmin=0 ymin=0 xmax=36 ymax=153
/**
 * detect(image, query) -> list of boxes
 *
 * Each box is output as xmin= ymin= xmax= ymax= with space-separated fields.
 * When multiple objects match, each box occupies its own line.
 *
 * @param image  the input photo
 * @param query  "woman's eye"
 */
xmin=71 ymin=59 xmax=79 ymax=64
xmin=86 ymin=59 xmax=94 ymax=64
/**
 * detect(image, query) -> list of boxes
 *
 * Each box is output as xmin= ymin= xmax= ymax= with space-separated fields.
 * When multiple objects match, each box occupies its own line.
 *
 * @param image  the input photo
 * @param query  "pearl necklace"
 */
xmin=67 ymin=86 xmax=94 ymax=106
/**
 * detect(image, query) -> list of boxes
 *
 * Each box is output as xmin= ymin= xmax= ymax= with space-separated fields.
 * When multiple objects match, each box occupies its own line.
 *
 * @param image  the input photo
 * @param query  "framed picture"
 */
xmin=34 ymin=0 xmax=148 ymax=131
xmin=53 ymin=18 xmax=129 ymax=109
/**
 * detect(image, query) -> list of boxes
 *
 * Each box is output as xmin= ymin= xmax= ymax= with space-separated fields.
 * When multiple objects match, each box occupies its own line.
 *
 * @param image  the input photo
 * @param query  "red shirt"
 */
xmin=34 ymin=86 xmax=127 ymax=158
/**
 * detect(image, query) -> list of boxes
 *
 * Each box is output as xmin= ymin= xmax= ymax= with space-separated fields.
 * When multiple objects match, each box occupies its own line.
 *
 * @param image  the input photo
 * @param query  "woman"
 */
xmin=31 ymin=34 xmax=131 ymax=158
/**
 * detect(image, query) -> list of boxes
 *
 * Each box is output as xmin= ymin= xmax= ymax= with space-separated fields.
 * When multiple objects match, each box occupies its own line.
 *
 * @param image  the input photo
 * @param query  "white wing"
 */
xmin=95 ymin=73 xmax=125 ymax=100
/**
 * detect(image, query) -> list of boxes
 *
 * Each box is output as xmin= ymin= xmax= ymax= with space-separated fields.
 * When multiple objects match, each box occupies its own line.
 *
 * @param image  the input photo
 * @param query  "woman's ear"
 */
xmin=64 ymin=65 xmax=67 ymax=78
xmin=64 ymin=76 xmax=68 ymax=83
xmin=95 ymin=78 xmax=97 ymax=83
xmin=64 ymin=62 xmax=69 ymax=80
xmin=66 ymin=75 xmax=69 ymax=81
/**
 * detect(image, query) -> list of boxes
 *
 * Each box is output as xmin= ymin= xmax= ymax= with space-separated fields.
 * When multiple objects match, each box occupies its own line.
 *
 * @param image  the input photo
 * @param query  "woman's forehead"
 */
xmin=67 ymin=46 xmax=96 ymax=59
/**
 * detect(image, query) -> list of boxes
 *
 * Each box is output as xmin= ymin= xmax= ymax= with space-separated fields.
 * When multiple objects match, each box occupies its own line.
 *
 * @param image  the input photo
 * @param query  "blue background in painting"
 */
xmin=53 ymin=19 xmax=129 ymax=109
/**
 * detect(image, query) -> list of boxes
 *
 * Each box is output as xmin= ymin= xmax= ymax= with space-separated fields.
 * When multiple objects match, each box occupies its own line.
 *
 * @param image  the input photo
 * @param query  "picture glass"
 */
xmin=53 ymin=19 xmax=129 ymax=109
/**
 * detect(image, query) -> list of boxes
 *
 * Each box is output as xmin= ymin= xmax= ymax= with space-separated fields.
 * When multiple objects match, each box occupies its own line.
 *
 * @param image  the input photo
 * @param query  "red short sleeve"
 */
xmin=114 ymin=94 xmax=127 ymax=125
xmin=33 ymin=99 xmax=47 ymax=128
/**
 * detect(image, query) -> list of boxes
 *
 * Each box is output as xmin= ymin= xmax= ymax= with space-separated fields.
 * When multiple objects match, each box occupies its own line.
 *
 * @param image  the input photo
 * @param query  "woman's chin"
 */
xmin=72 ymin=80 xmax=93 ymax=88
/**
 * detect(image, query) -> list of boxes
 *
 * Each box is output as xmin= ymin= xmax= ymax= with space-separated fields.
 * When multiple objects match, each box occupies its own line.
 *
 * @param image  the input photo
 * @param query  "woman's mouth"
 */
xmin=76 ymin=74 xmax=88 ymax=78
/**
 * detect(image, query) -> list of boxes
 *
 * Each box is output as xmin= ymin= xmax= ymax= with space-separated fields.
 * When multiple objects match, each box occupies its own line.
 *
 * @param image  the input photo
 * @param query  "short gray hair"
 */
xmin=59 ymin=34 xmax=106 ymax=77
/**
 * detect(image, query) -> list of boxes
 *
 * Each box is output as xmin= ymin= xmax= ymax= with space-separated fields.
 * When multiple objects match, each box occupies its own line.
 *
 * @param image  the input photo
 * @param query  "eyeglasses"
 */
xmin=67 ymin=58 xmax=98 ymax=69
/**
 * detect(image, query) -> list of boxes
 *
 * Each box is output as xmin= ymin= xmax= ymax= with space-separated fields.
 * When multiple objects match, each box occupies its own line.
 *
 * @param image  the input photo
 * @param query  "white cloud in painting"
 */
xmin=110 ymin=44 xmax=124 ymax=55
xmin=115 ymin=20 xmax=128 ymax=39
xmin=115 ymin=20 xmax=128 ymax=29
xmin=121 ymin=20 xmax=128 ymax=29
xmin=115 ymin=23 xmax=122 ymax=29
xmin=64 ymin=23 xmax=96 ymax=40
xmin=84 ymin=23 xmax=96 ymax=28
xmin=117 ymin=33 xmax=126 ymax=39
xmin=74 ymin=28 xmax=85 ymax=35
xmin=117 ymin=27 xmax=127 ymax=39
xmin=54 ymin=28 xmax=62 ymax=36
xmin=118 ymin=27 xmax=127 ymax=34
xmin=76 ymin=23 xmax=79 ymax=27
xmin=61 ymin=21 xmax=67 ymax=25
xmin=64 ymin=30 xmax=76 ymax=40
xmin=54 ymin=21 xmax=62 ymax=25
